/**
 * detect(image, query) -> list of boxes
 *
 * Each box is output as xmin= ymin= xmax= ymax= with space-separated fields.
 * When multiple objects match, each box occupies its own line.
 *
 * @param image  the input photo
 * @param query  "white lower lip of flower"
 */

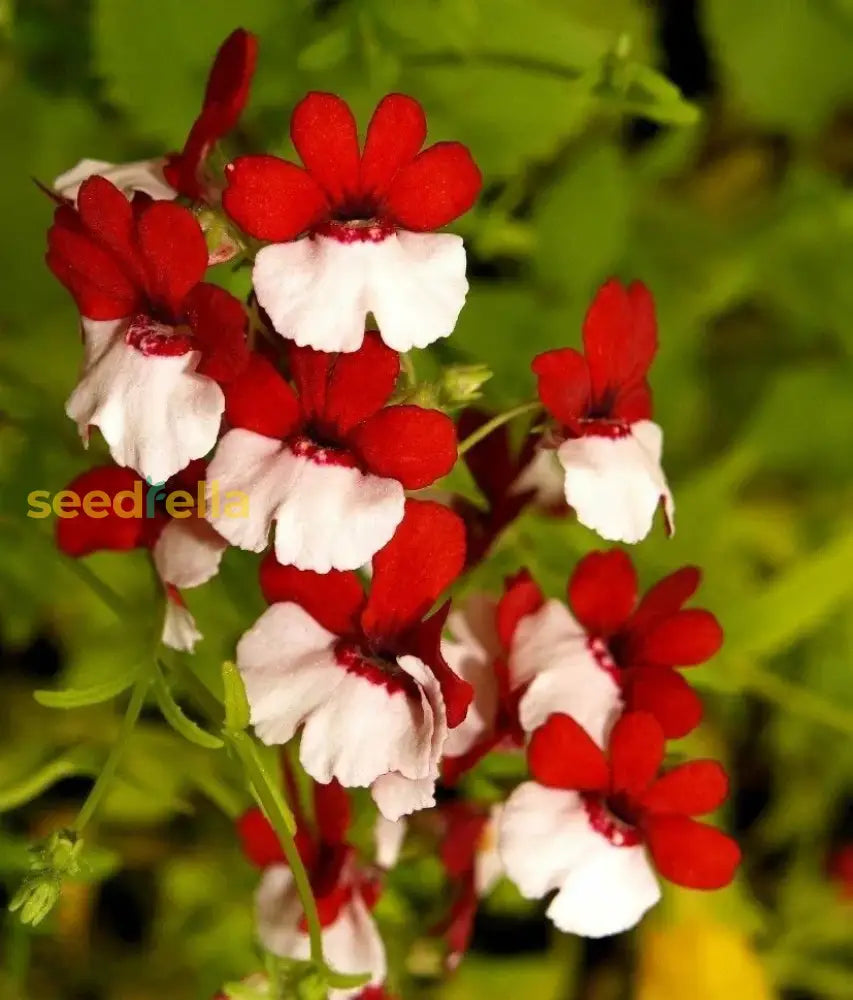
xmin=66 ymin=317 xmax=224 ymax=485
xmin=152 ymin=518 xmax=227 ymax=590
xmin=556 ymin=420 xmax=674 ymax=544
xmin=206 ymin=429 xmax=405 ymax=573
xmin=256 ymin=866 xmax=386 ymax=1000
xmin=53 ymin=157 xmax=176 ymax=202
xmin=510 ymin=447 xmax=566 ymax=507
xmin=161 ymin=598 xmax=202 ymax=653
xmin=499 ymin=783 xmax=661 ymax=938
xmin=252 ymin=230 xmax=469 ymax=353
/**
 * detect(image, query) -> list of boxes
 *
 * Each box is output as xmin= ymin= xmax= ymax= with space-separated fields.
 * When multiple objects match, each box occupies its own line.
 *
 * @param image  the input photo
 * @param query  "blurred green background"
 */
xmin=1 ymin=0 xmax=852 ymax=998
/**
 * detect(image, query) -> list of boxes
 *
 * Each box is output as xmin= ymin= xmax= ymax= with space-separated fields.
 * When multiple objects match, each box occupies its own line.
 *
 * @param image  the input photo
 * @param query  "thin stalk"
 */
xmin=457 ymin=400 xmax=541 ymax=456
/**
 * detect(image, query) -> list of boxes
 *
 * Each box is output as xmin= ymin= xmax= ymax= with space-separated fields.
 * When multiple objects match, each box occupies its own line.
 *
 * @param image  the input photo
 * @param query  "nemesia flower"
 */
xmin=499 ymin=712 xmax=740 ymax=938
xmin=521 ymin=550 xmax=722 ymax=740
xmin=236 ymin=500 xmax=473 ymax=821
xmin=436 ymin=801 xmax=503 ymax=968
xmin=206 ymin=336 xmax=456 ymax=572
xmin=238 ymin=780 xmax=386 ymax=999
xmin=222 ymin=92 xmax=481 ymax=353
xmin=54 ymin=29 xmax=257 ymax=206
xmin=46 ymin=176 xmax=249 ymax=483
xmin=55 ymin=462 xmax=227 ymax=650
xmin=532 ymin=279 xmax=674 ymax=544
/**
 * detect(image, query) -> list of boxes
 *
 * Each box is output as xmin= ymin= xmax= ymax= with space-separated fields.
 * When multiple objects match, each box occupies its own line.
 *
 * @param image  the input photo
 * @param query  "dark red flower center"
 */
xmin=582 ymin=793 xmax=643 ymax=848
xmin=314 ymin=217 xmax=397 ymax=243
xmin=334 ymin=640 xmax=418 ymax=697
xmin=125 ymin=313 xmax=193 ymax=357
xmin=289 ymin=432 xmax=360 ymax=468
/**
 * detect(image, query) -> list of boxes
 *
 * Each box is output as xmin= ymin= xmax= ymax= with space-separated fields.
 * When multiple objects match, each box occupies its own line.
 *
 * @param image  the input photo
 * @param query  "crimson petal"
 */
xmin=527 ymin=713 xmax=609 ymax=791
xmin=320 ymin=332 xmax=400 ymax=434
xmin=634 ymin=609 xmax=724 ymax=667
xmin=360 ymin=93 xmax=427 ymax=197
xmin=608 ymin=711 xmax=665 ymax=798
xmin=624 ymin=665 xmax=703 ymax=738
xmin=290 ymin=92 xmax=360 ymax=206
xmin=385 ymin=142 xmax=482 ymax=231
xmin=642 ymin=761 xmax=730 ymax=817
xmin=531 ymin=347 xmax=591 ymax=426
xmin=55 ymin=466 xmax=148 ymax=557
xmin=568 ymin=549 xmax=637 ymax=635
xmin=223 ymin=154 xmax=328 ymax=241
xmin=259 ymin=552 xmax=364 ymax=637
xmin=646 ymin=815 xmax=741 ymax=890
xmin=185 ymin=283 xmax=249 ymax=383
xmin=223 ymin=354 xmax=302 ymax=440
xmin=352 ymin=405 xmax=457 ymax=489
xmin=136 ymin=201 xmax=208 ymax=317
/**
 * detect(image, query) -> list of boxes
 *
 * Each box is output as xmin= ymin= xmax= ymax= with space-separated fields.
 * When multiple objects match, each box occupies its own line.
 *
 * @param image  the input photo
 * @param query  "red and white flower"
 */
xmin=206 ymin=336 xmax=456 ymax=573
xmin=55 ymin=462 xmax=227 ymax=650
xmin=522 ymin=550 xmax=722 ymax=741
xmin=499 ymin=711 xmax=740 ymax=938
xmin=238 ymin=780 xmax=385 ymax=999
xmin=236 ymin=500 xmax=473 ymax=821
xmin=46 ymin=176 xmax=249 ymax=484
xmin=222 ymin=92 xmax=481 ymax=353
xmin=532 ymin=279 xmax=673 ymax=544
xmin=54 ymin=29 xmax=257 ymax=207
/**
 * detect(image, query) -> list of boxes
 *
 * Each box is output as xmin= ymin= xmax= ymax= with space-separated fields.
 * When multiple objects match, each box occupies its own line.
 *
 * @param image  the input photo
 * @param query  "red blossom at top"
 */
xmin=225 ymin=334 xmax=457 ymax=488
xmin=238 ymin=779 xmax=380 ymax=928
xmin=46 ymin=176 xmax=249 ymax=380
xmin=568 ymin=550 xmax=723 ymax=737
xmin=223 ymin=92 xmax=482 ymax=242
xmin=532 ymin=280 xmax=657 ymax=436
xmin=260 ymin=499 xmax=473 ymax=728
xmin=529 ymin=712 xmax=741 ymax=890
xmin=164 ymin=28 xmax=258 ymax=200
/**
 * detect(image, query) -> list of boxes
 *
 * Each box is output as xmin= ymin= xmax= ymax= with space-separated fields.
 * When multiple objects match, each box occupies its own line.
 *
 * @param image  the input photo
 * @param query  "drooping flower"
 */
xmin=499 ymin=711 xmax=740 ymax=938
xmin=521 ymin=550 xmax=722 ymax=741
xmin=46 ymin=176 xmax=249 ymax=483
xmin=55 ymin=462 xmax=227 ymax=650
xmin=206 ymin=336 xmax=456 ymax=573
xmin=54 ymin=29 xmax=257 ymax=206
xmin=236 ymin=500 xmax=473 ymax=821
xmin=222 ymin=92 xmax=481 ymax=353
xmin=532 ymin=279 xmax=674 ymax=544
xmin=436 ymin=801 xmax=504 ymax=968
xmin=238 ymin=779 xmax=386 ymax=1000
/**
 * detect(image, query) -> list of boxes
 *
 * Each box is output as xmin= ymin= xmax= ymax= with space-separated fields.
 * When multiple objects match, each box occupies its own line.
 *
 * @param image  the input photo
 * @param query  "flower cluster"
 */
xmin=43 ymin=26 xmax=739 ymax=995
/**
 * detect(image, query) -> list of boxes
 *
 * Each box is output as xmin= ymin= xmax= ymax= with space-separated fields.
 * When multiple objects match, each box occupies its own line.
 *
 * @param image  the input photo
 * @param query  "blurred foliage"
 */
xmin=1 ymin=0 xmax=852 ymax=998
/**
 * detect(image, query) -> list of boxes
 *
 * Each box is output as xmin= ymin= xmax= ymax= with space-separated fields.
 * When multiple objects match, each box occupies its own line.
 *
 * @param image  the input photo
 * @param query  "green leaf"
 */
xmin=222 ymin=660 xmax=251 ymax=733
xmin=0 ymin=750 xmax=98 ymax=812
xmin=34 ymin=666 xmax=139 ymax=709
xmin=153 ymin=667 xmax=223 ymax=750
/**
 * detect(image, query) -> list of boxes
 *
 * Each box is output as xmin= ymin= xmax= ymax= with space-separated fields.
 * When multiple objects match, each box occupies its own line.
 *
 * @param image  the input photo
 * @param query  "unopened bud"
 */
xmin=11 ymin=878 xmax=60 ymax=926
xmin=439 ymin=363 xmax=492 ymax=406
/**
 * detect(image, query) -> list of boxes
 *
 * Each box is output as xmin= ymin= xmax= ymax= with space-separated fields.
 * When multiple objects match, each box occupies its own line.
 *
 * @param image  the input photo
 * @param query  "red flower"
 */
xmin=46 ymin=176 xmax=248 ymax=380
xmin=164 ymin=28 xmax=258 ymax=201
xmin=528 ymin=711 xmax=740 ymax=891
xmin=223 ymin=92 xmax=481 ymax=242
xmin=532 ymin=279 xmax=657 ymax=435
xmin=567 ymin=550 xmax=723 ymax=737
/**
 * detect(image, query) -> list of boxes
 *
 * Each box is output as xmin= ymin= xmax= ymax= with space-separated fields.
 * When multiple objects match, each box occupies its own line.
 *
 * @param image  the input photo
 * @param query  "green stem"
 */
xmin=457 ymin=400 xmax=541 ymax=456
xmin=73 ymin=676 xmax=149 ymax=832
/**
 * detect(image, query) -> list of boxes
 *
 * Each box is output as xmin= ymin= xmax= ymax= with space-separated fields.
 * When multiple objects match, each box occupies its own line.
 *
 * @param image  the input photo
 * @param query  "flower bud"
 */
xmin=11 ymin=878 xmax=60 ymax=926
xmin=439 ymin=363 xmax=492 ymax=406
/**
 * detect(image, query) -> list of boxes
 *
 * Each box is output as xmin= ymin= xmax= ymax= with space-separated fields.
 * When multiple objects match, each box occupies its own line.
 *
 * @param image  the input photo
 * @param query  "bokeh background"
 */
xmin=1 ymin=1 xmax=852 ymax=998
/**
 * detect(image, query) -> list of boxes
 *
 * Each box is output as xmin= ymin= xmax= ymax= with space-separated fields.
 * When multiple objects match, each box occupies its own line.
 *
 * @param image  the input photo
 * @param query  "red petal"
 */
xmin=496 ymin=569 xmax=545 ymax=649
xmin=642 ymin=761 xmax=730 ymax=817
xmin=583 ymin=279 xmax=657 ymax=408
xmin=630 ymin=566 xmax=702 ymax=633
xmin=237 ymin=807 xmax=286 ymax=868
xmin=223 ymin=353 xmax=302 ymax=439
xmin=568 ymin=549 xmax=637 ymax=636
xmin=531 ymin=348 xmax=591 ymax=426
xmin=608 ymin=711 xmax=665 ymax=798
xmin=259 ymin=551 xmax=364 ymax=637
xmin=287 ymin=343 xmax=330 ymax=422
xmin=634 ymin=609 xmax=724 ymax=667
xmin=313 ymin=779 xmax=351 ymax=846
xmin=46 ymin=222 xmax=139 ymax=319
xmin=362 ymin=500 xmax=465 ymax=641
xmin=203 ymin=28 xmax=258 ymax=130
xmin=612 ymin=379 xmax=653 ymax=423
xmin=646 ymin=815 xmax=741 ymax=890
xmin=352 ymin=406 xmax=457 ymax=489
xmin=290 ymin=92 xmax=360 ymax=205
xmin=136 ymin=201 xmax=208 ymax=317
xmin=440 ymin=803 xmax=488 ymax=876
xmin=223 ymin=155 xmax=328 ymax=241
xmin=55 ymin=466 xmax=148 ymax=557
xmin=406 ymin=601 xmax=473 ymax=730
xmin=624 ymin=666 xmax=703 ymax=739
xmin=76 ymin=176 xmax=141 ymax=280
xmin=385 ymin=142 xmax=482 ymax=231
xmin=527 ymin=713 xmax=609 ymax=791
xmin=185 ymin=283 xmax=249 ymax=382
xmin=320 ymin=332 xmax=400 ymax=434
xmin=360 ymin=93 xmax=427 ymax=197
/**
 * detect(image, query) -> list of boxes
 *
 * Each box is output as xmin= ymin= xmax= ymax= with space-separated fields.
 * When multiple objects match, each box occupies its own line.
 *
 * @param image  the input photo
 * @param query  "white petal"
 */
xmin=161 ymin=599 xmax=202 ymax=652
xmin=510 ymin=447 xmax=566 ymax=508
xmin=374 ymin=816 xmax=407 ymax=869
xmin=236 ymin=602 xmax=343 ymax=746
xmin=152 ymin=518 xmax=227 ymax=590
xmin=255 ymin=865 xmax=307 ymax=959
xmin=499 ymin=784 xmax=595 ymax=899
xmin=546 ymin=842 xmax=660 ymax=938
xmin=253 ymin=232 xmax=468 ymax=353
xmin=206 ymin=430 xmax=405 ymax=572
xmin=370 ymin=773 xmax=438 ymax=822
xmin=508 ymin=599 xmax=585 ymax=690
xmin=519 ymin=665 xmax=622 ymax=748
xmin=66 ymin=319 xmax=224 ymax=485
xmin=54 ymin=157 xmax=176 ymax=202
xmin=474 ymin=805 xmax=504 ymax=897
xmin=556 ymin=421 xmax=673 ymax=544
xmin=442 ymin=596 xmax=501 ymax=758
